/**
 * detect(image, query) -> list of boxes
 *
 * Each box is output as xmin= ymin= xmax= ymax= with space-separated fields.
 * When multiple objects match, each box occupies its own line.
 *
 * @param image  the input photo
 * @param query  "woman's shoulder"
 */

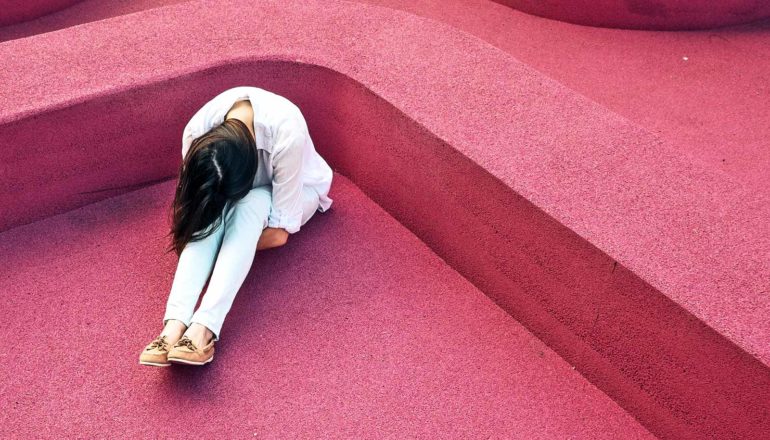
xmin=244 ymin=88 xmax=306 ymax=134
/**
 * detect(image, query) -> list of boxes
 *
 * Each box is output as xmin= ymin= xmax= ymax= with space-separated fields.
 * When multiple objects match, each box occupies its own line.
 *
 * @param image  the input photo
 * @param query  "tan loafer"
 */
xmin=167 ymin=335 xmax=215 ymax=365
xmin=139 ymin=335 xmax=172 ymax=367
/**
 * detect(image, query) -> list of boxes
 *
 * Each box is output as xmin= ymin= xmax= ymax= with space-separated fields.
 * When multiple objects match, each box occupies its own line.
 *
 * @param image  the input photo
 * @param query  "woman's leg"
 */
xmin=187 ymin=185 xmax=273 ymax=342
xmin=162 ymin=214 xmax=225 ymax=331
xmin=187 ymin=184 xmax=322 ymax=343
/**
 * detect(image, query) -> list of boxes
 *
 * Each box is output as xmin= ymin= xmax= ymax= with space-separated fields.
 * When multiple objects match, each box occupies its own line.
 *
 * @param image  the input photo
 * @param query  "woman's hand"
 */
xmin=257 ymin=227 xmax=289 ymax=250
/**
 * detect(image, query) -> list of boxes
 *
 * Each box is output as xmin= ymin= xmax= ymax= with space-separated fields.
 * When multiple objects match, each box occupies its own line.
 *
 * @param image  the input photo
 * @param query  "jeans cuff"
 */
xmin=162 ymin=313 xmax=192 ymax=329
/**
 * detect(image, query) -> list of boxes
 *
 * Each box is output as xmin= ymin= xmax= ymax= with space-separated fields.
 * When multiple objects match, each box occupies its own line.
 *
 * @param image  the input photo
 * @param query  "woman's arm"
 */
xmin=257 ymin=227 xmax=289 ymax=250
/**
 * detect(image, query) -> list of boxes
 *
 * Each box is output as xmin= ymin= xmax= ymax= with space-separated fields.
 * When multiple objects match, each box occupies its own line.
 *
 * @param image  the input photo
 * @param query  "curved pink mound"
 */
xmin=0 ymin=0 xmax=83 ymax=26
xmin=494 ymin=0 xmax=770 ymax=30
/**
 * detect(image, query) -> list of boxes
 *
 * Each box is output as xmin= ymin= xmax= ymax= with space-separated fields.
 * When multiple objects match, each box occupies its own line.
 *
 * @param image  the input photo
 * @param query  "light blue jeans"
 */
xmin=162 ymin=184 xmax=321 ymax=341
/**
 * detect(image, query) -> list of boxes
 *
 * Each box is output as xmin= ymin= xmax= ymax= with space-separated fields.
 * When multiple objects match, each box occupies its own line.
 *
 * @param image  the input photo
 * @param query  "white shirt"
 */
xmin=181 ymin=86 xmax=334 ymax=234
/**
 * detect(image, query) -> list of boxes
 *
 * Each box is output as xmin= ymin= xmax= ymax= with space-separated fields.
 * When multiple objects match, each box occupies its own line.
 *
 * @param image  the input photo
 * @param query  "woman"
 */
xmin=139 ymin=86 xmax=334 ymax=367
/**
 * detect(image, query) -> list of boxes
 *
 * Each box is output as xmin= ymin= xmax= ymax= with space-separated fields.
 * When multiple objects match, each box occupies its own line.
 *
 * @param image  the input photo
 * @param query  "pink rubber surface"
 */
xmin=0 ymin=175 xmax=652 ymax=439
xmin=4 ymin=0 xmax=769 ymax=189
xmin=1 ymin=1 xmax=768 ymax=438
xmin=361 ymin=0 xmax=770 ymax=192
xmin=493 ymin=0 xmax=770 ymax=30
xmin=0 ymin=0 xmax=186 ymax=42
xmin=0 ymin=0 xmax=82 ymax=26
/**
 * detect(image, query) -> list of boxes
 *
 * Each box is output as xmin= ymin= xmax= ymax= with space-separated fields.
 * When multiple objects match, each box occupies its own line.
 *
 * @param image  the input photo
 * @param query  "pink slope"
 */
xmin=0 ymin=174 xmax=652 ymax=439
xmin=3 ymin=0 xmax=769 ymax=190
xmin=0 ymin=0 xmax=187 ymax=42
xmin=361 ymin=0 xmax=770 ymax=191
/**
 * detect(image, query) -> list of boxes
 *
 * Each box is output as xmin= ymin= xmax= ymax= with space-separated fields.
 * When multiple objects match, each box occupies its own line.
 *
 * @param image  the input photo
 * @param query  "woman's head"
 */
xmin=165 ymin=118 xmax=258 ymax=256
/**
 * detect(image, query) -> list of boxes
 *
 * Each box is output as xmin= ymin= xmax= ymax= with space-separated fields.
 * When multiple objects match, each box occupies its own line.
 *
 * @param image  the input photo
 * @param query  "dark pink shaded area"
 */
xmin=1 ymin=1 xmax=769 ymax=439
xmin=0 ymin=0 xmax=82 ymax=26
xmin=0 ymin=174 xmax=653 ymax=439
xmin=0 ymin=0 xmax=186 ymax=42
xmin=493 ymin=0 xmax=770 ymax=30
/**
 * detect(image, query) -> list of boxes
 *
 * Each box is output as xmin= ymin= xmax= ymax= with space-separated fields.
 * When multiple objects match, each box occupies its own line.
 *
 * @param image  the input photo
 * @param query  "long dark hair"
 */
xmin=165 ymin=118 xmax=258 ymax=256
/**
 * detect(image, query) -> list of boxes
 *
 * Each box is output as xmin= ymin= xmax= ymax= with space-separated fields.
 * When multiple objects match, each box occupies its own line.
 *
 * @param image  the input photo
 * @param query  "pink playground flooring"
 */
xmin=0 ymin=175 xmax=652 ymax=438
xmin=1 ymin=1 xmax=768 ymax=439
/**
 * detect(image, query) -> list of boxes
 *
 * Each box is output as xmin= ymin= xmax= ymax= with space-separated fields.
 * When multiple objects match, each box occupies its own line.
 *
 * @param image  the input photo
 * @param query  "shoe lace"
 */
xmin=146 ymin=335 xmax=169 ymax=352
xmin=175 ymin=336 xmax=197 ymax=351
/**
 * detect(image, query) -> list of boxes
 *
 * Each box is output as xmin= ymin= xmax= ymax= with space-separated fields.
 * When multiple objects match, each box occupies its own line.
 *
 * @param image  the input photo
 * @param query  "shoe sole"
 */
xmin=167 ymin=354 xmax=214 ymax=366
xmin=139 ymin=360 xmax=171 ymax=367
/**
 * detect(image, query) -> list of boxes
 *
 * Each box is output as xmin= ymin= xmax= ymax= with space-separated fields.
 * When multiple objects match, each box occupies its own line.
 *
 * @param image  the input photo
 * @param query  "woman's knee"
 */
xmin=225 ymin=186 xmax=272 ymax=229
xmin=242 ymin=185 xmax=272 ymax=206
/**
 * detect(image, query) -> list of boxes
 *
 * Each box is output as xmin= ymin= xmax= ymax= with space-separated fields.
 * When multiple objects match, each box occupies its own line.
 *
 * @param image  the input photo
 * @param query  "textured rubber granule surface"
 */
xmin=0 ymin=174 xmax=651 ymax=438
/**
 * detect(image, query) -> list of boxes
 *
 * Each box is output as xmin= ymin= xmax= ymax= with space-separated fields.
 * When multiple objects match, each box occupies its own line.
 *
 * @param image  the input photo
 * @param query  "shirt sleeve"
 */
xmin=267 ymin=131 xmax=306 ymax=234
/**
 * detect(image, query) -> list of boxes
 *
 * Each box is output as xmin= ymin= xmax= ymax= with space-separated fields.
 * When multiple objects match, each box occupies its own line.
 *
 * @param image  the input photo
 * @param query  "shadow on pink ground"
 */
xmin=493 ymin=0 xmax=770 ymax=30
xmin=0 ymin=0 xmax=82 ymax=26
